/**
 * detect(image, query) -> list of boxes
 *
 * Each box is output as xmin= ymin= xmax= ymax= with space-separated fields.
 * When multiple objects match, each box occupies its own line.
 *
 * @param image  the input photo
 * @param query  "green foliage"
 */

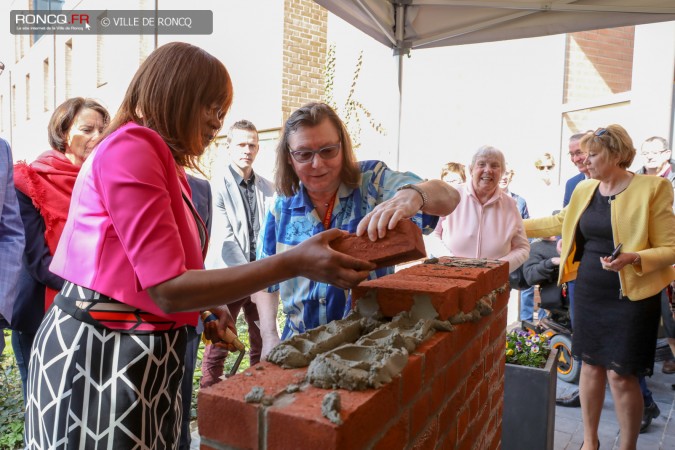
xmin=505 ymin=329 xmax=551 ymax=368
xmin=0 ymin=330 xmax=24 ymax=450
xmin=324 ymin=43 xmax=386 ymax=150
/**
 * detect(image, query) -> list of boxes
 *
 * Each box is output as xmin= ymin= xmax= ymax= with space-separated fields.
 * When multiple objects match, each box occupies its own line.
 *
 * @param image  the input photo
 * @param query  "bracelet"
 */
xmin=396 ymin=183 xmax=428 ymax=210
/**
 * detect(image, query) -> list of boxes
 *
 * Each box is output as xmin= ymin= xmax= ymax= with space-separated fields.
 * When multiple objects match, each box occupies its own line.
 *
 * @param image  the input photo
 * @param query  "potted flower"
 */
xmin=505 ymin=329 xmax=551 ymax=367
xmin=502 ymin=329 xmax=559 ymax=450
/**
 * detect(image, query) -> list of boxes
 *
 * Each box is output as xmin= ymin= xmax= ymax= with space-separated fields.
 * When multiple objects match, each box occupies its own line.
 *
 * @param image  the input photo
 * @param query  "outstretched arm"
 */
xmin=148 ymin=228 xmax=375 ymax=314
xmin=357 ymin=180 xmax=459 ymax=240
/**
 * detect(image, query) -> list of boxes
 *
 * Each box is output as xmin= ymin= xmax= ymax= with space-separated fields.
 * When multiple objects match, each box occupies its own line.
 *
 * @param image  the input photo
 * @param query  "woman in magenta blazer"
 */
xmin=24 ymin=42 xmax=375 ymax=449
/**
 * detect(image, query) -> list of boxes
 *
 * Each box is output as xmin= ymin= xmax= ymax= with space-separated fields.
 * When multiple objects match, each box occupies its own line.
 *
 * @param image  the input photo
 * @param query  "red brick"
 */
xmin=452 ymin=321 xmax=479 ymax=354
xmin=199 ymin=444 xmax=218 ymax=450
xmin=410 ymin=417 xmax=439 ymax=450
xmin=372 ymin=410 xmax=409 ymax=450
xmin=352 ymin=277 xmax=460 ymax=320
xmin=401 ymin=353 xmax=423 ymax=405
xmin=397 ymin=273 xmax=479 ymax=314
xmin=410 ymin=389 xmax=432 ymax=438
xmin=198 ymin=362 xmax=306 ymax=449
xmin=430 ymin=367 xmax=447 ymax=413
xmin=486 ymin=366 xmax=499 ymax=395
xmin=266 ymin=379 xmax=399 ymax=450
xmin=489 ymin=429 xmax=501 ymax=450
xmin=444 ymin=359 xmax=463 ymax=397
xmin=438 ymin=395 xmax=460 ymax=442
xmin=414 ymin=331 xmax=454 ymax=384
xmin=330 ymin=219 xmax=425 ymax=268
xmin=457 ymin=406 xmax=471 ymax=441
xmin=395 ymin=265 xmax=480 ymax=313
xmin=473 ymin=404 xmax=489 ymax=433
xmin=466 ymin=364 xmax=484 ymax=401
xmin=493 ymin=289 xmax=510 ymax=312
xmin=434 ymin=257 xmax=508 ymax=294
xmin=488 ymin=309 xmax=507 ymax=343
xmin=489 ymin=383 xmax=502 ymax=412
xmin=479 ymin=378 xmax=489 ymax=407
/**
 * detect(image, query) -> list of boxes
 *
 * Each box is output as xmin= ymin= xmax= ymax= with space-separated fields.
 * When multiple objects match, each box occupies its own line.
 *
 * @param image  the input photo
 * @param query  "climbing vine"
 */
xmin=324 ymin=43 xmax=386 ymax=150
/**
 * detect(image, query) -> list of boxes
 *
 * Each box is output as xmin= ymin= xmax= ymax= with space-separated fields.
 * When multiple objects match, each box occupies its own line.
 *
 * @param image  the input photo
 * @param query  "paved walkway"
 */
xmin=554 ymin=359 xmax=675 ymax=450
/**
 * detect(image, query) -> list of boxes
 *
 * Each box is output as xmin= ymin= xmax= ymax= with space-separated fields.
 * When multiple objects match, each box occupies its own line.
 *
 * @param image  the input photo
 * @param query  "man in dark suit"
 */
xmin=180 ymin=174 xmax=212 ymax=450
xmin=556 ymin=132 xmax=589 ymax=408
xmin=634 ymin=136 xmax=675 ymax=432
xmin=0 ymin=138 xmax=25 ymax=356
xmin=202 ymin=120 xmax=274 ymax=387
xmin=563 ymin=132 xmax=590 ymax=207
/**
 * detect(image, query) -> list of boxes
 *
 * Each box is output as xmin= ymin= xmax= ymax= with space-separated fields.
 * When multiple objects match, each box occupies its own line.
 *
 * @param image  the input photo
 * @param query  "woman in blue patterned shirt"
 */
xmin=254 ymin=102 xmax=460 ymax=356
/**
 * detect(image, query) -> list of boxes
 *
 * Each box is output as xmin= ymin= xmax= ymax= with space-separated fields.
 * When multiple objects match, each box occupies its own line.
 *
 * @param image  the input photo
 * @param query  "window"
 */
xmin=43 ymin=58 xmax=50 ymax=111
xmin=65 ymin=39 xmax=72 ymax=99
xmin=11 ymin=85 xmax=16 ymax=127
xmin=32 ymin=0 xmax=64 ymax=43
xmin=96 ymin=34 xmax=107 ymax=87
xmin=25 ymin=74 xmax=31 ymax=120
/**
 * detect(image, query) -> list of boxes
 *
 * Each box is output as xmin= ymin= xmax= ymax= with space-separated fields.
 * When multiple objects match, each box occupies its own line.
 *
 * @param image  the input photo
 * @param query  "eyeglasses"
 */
xmin=569 ymin=150 xmax=584 ymax=159
xmin=205 ymin=104 xmax=225 ymax=122
xmin=288 ymin=143 xmax=341 ymax=163
xmin=641 ymin=148 xmax=669 ymax=156
xmin=536 ymin=165 xmax=554 ymax=171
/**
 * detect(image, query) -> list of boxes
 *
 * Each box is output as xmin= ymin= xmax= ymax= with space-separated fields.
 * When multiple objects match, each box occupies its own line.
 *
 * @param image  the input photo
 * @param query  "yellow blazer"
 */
xmin=524 ymin=174 xmax=675 ymax=300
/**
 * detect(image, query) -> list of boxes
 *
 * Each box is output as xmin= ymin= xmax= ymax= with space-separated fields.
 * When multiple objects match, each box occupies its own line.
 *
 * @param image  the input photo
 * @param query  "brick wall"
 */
xmin=281 ymin=0 xmax=327 ymax=123
xmin=198 ymin=258 xmax=509 ymax=450
xmin=564 ymin=26 xmax=635 ymax=104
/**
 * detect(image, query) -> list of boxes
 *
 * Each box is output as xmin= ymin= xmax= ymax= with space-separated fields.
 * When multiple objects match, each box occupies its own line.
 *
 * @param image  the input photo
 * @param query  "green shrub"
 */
xmin=0 ymin=330 xmax=24 ymax=450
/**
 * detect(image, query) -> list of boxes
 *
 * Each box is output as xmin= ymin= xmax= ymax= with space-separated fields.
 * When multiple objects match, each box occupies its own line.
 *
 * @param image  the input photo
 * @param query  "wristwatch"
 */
xmin=396 ymin=183 xmax=428 ymax=210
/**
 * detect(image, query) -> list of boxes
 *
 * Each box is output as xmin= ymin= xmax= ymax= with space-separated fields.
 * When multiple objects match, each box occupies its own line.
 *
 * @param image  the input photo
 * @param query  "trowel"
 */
xmin=217 ymin=325 xmax=246 ymax=377
xmin=200 ymin=311 xmax=247 ymax=377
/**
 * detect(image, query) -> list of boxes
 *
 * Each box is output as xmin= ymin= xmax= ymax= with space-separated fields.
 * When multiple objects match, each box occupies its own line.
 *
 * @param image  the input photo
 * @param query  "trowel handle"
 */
xmin=222 ymin=327 xmax=246 ymax=352
xmin=201 ymin=311 xmax=245 ymax=352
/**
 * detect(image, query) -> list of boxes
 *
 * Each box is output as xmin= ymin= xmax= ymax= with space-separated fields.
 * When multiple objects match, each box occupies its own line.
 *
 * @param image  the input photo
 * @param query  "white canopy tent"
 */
xmin=314 ymin=0 xmax=675 ymax=167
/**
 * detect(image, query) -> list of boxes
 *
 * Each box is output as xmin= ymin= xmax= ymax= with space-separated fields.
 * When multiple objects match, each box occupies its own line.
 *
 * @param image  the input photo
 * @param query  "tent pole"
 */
xmin=393 ymin=1 xmax=409 ymax=171
xmin=395 ymin=51 xmax=403 ymax=170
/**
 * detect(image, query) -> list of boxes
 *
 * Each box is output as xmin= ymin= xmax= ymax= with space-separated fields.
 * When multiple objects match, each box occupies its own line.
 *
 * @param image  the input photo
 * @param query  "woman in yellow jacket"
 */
xmin=524 ymin=125 xmax=675 ymax=450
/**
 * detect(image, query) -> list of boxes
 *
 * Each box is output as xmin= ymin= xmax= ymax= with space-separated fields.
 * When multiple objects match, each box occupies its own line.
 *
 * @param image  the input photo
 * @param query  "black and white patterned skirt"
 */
xmin=24 ymin=303 xmax=187 ymax=449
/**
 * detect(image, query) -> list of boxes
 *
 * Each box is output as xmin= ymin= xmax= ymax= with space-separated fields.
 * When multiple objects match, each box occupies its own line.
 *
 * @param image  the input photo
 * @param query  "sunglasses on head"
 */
xmin=594 ymin=128 xmax=608 ymax=137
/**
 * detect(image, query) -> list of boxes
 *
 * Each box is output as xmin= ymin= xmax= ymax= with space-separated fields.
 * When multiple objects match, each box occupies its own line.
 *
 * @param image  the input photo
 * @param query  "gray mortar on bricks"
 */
xmin=259 ymin=283 xmax=507 ymax=393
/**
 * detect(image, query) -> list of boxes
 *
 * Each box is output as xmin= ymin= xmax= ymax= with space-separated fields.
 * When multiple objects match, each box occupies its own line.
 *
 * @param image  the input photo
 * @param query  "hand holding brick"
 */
xmin=329 ymin=219 xmax=426 ymax=269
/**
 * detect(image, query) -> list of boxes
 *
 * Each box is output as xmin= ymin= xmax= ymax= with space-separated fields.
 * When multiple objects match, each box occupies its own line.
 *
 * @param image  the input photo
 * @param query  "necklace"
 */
xmin=603 ymin=174 xmax=632 ymax=204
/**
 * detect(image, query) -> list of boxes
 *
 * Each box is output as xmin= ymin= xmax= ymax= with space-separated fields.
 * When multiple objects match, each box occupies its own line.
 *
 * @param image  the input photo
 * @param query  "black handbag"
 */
xmin=539 ymin=282 xmax=567 ymax=310
xmin=508 ymin=265 xmax=530 ymax=290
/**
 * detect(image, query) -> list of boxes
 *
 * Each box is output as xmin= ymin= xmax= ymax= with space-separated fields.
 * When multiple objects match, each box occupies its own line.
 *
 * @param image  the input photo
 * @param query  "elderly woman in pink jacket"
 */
xmin=432 ymin=145 xmax=530 ymax=271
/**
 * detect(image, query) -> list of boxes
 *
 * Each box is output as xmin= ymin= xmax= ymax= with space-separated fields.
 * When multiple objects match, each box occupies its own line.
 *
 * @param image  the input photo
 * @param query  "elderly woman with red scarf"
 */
xmin=11 ymin=97 xmax=109 ymax=401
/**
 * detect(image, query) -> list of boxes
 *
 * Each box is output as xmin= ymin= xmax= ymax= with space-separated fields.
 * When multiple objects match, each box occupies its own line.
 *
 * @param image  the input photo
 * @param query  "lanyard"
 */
xmin=322 ymin=191 xmax=338 ymax=230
